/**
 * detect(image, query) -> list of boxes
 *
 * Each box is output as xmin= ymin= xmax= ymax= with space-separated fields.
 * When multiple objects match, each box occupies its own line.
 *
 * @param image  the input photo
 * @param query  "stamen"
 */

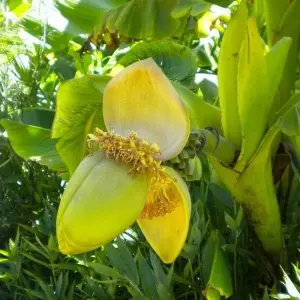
xmin=139 ymin=174 xmax=179 ymax=219
xmin=87 ymin=128 xmax=164 ymax=180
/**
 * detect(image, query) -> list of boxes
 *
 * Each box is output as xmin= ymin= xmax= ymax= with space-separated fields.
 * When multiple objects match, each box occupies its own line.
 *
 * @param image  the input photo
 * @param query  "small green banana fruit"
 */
xmin=166 ymin=150 xmax=202 ymax=182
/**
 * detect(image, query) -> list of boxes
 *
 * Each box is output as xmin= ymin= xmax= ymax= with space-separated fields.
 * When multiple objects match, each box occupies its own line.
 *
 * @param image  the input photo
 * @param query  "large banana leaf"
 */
xmin=22 ymin=0 xmax=127 ymax=50
xmin=113 ymin=40 xmax=198 ymax=88
xmin=0 ymin=119 xmax=67 ymax=175
xmin=52 ymin=75 xmax=110 ymax=174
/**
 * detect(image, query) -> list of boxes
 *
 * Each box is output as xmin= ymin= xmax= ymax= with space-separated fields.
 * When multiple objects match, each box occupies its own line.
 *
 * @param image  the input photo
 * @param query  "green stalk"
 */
xmin=209 ymin=127 xmax=282 ymax=257
xmin=197 ymin=129 xmax=237 ymax=167
xmin=206 ymin=94 xmax=300 ymax=257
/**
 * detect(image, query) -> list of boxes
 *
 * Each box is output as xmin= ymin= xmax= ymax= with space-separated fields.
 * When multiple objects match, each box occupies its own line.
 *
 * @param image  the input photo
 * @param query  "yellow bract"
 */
xmin=57 ymin=151 xmax=149 ymax=254
xmin=138 ymin=167 xmax=191 ymax=263
xmin=56 ymin=58 xmax=192 ymax=263
xmin=103 ymin=58 xmax=190 ymax=161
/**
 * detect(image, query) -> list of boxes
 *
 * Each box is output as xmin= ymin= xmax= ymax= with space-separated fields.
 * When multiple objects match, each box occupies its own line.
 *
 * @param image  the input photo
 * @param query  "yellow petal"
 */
xmin=137 ymin=167 xmax=191 ymax=263
xmin=103 ymin=58 xmax=190 ymax=161
xmin=56 ymin=151 xmax=149 ymax=254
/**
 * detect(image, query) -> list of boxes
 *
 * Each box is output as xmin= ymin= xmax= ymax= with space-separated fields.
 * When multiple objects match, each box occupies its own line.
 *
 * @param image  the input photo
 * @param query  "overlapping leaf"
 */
xmin=52 ymin=75 xmax=110 ymax=174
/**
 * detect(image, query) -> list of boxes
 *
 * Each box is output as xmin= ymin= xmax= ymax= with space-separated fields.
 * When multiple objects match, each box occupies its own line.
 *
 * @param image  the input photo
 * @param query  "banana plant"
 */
xmin=198 ymin=0 xmax=300 ymax=259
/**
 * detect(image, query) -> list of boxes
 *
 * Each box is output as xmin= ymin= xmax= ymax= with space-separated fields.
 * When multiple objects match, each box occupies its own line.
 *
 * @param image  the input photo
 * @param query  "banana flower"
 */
xmin=56 ymin=58 xmax=191 ymax=263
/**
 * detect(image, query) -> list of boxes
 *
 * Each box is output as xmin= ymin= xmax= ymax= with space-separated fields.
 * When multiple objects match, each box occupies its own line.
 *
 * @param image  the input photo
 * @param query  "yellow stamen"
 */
xmin=87 ymin=128 xmax=163 ymax=180
xmin=139 ymin=177 xmax=179 ymax=219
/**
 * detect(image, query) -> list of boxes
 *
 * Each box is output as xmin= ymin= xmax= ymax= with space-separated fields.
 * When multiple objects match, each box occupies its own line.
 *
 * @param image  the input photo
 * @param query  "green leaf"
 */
xmin=224 ymin=212 xmax=237 ymax=231
xmin=172 ymin=81 xmax=221 ymax=131
xmin=195 ymin=44 xmax=213 ymax=68
xmin=104 ymin=239 xmax=139 ymax=285
xmin=183 ymin=209 xmax=202 ymax=260
xmin=277 ymin=93 xmax=300 ymax=136
xmin=21 ymin=16 xmax=72 ymax=51
xmin=10 ymin=227 xmax=20 ymax=259
xmin=266 ymin=37 xmax=293 ymax=120
xmin=67 ymin=281 xmax=76 ymax=300
xmin=198 ymin=77 xmax=218 ymax=104
xmin=21 ymin=253 xmax=50 ymax=268
xmin=280 ymin=107 xmax=300 ymax=136
xmin=86 ymin=278 xmax=111 ymax=300
xmin=157 ymin=284 xmax=172 ymax=300
xmin=52 ymin=55 xmax=76 ymax=81
xmin=108 ymin=0 xmax=185 ymax=39
xmin=137 ymin=250 xmax=158 ymax=300
xmin=55 ymin=272 xmax=63 ymax=298
xmin=114 ymin=41 xmax=198 ymax=88
xmin=87 ymin=262 xmax=120 ymax=278
xmin=10 ymin=108 xmax=55 ymax=129
xmin=282 ymin=268 xmax=300 ymax=298
xmin=53 ymin=263 xmax=86 ymax=272
xmin=23 ymin=270 xmax=54 ymax=300
xmin=202 ymin=230 xmax=233 ymax=298
xmin=52 ymin=75 xmax=110 ymax=174
xmin=1 ymin=120 xmax=67 ymax=173
xmin=206 ymin=287 xmax=221 ymax=300
xmin=56 ymin=0 xmax=127 ymax=35
xmin=263 ymin=0 xmax=289 ymax=46
xmin=150 ymin=251 xmax=168 ymax=287
xmin=7 ymin=0 xmax=31 ymax=17
xmin=7 ymin=0 xmax=23 ymax=11
xmin=263 ymin=288 xmax=270 ymax=300
xmin=25 ymin=289 xmax=46 ymax=299
xmin=218 ymin=1 xmax=247 ymax=149
xmin=236 ymin=16 xmax=270 ymax=171
xmin=204 ymin=0 xmax=233 ymax=7
xmin=276 ymin=0 xmax=300 ymax=105
xmin=23 ymin=238 xmax=49 ymax=259
xmin=172 ymin=0 xmax=210 ymax=18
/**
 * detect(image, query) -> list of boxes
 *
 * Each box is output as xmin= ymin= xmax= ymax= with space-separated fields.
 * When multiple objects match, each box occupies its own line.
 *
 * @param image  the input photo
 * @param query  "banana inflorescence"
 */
xmin=165 ymin=133 xmax=202 ymax=182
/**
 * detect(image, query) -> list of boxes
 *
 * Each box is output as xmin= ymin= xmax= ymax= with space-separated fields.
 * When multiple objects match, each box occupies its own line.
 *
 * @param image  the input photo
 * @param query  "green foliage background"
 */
xmin=0 ymin=0 xmax=300 ymax=299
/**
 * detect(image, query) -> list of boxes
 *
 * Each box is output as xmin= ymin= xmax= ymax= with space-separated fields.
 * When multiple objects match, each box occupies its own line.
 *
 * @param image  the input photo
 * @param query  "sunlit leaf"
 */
xmin=1 ymin=119 xmax=67 ymax=173
xmin=10 ymin=108 xmax=55 ymax=129
xmin=7 ymin=0 xmax=31 ymax=18
xmin=173 ymin=81 xmax=221 ymax=131
xmin=104 ymin=239 xmax=139 ymax=285
xmin=52 ymin=75 xmax=110 ymax=174
xmin=202 ymin=230 xmax=233 ymax=298
xmin=137 ymin=250 xmax=158 ymax=299
xmin=56 ymin=0 xmax=127 ymax=34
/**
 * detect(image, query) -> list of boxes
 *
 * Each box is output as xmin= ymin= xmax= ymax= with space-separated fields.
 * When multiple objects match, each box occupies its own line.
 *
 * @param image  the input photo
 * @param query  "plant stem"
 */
xmin=196 ymin=128 xmax=237 ymax=167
